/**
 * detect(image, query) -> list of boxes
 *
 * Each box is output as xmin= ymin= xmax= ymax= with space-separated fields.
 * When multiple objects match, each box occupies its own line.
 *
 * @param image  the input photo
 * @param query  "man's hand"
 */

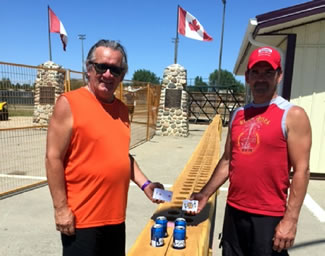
xmin=272 ymin=218 xmax=297 ymax=252
xmin=55 ymin=206 xmax=75 ymax=236
xmin=144 ymin=182 xmax=165 ymax=203
xmin=186 ymin=192 xmax=209 ymax=215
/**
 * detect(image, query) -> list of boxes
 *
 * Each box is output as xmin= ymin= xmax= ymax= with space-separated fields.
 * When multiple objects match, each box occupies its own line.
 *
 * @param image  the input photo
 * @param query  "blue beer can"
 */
xmin=156 ymin=216 xmax=168 ymax=237
xmin=173 ymin=226 xmax=186 ymax=249
xmin=175 ymin=217 xmax=186 ymax=228
xmin=151 ymin=224 xmax=164 ymax=247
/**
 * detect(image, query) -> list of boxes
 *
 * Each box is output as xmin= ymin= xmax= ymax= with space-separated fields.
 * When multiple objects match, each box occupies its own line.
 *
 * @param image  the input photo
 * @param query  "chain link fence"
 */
xmin=0 ymin=62 xmax=161 ymax=198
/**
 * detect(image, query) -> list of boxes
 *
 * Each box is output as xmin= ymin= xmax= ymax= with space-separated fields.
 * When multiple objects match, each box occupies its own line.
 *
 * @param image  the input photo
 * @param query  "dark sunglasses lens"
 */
xmin=94 ymin=63 xmax=122 ymax=77
xmin=94 ymin=64 xmax=109 ymax=74
xmin=109 ymin=66 xmax=123 ymax=77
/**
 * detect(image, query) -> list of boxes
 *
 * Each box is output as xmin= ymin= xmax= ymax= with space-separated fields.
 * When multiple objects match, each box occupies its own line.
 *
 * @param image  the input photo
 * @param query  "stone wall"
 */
xmin=33 ymin=61 xmax=65 ymax=125
xmin=156 ymin=64 xmax=189 ymax=136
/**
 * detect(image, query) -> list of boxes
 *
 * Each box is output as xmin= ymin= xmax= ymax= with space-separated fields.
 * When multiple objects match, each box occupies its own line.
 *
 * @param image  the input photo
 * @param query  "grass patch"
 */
xmin=9 ymin=109 xmax=33 ymax=116
xmin=8 ymin=105 xmax=33 ymax=117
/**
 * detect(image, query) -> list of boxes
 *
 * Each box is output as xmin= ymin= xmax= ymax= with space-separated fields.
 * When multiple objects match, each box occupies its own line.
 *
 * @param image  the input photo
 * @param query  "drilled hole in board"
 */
xmin=167 ymin=216 xmax=177 ymax=221
xmin=184 ymin=217 xmax=194 ymax=223
xmin=168 ymin=209 xmax=181 ymax=215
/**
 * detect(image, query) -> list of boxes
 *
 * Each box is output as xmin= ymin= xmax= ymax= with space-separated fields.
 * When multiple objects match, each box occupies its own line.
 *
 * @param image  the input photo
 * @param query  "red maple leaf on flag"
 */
xmin=189 ymin=19 xmax=200 ymax=31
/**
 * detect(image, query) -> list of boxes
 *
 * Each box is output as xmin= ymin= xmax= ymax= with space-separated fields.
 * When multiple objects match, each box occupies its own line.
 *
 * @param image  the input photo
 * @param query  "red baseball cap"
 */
xmin=247 ymin=46 xmax=281 ymax=70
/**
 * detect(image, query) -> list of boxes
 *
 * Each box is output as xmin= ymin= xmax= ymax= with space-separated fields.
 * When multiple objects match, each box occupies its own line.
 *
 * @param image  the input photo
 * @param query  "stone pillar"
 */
xmin=33 ymin=61 xmax=65 ymax=125
xmin=156 ymin=64 xmax=189 ymax=137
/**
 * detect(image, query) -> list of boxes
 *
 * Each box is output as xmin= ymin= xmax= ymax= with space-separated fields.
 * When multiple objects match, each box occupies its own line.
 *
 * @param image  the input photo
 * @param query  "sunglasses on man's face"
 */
xmin=89 ymin=61 xmax=124 ymax=77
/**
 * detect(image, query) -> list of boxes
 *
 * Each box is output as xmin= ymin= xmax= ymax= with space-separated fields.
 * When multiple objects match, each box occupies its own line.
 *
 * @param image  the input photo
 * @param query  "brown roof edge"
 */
xmin=233 ymin=1 xmax=325 ymax=75
xmin=256 ymin=0 xmax=325 ymax=29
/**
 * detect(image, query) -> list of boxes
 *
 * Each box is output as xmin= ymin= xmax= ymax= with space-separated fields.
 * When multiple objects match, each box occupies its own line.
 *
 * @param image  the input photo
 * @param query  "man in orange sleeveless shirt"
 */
xmin=189 ymin=47 xmax=311 ymax=255
xmin=46 ymin=40 xmax=164 ymax=256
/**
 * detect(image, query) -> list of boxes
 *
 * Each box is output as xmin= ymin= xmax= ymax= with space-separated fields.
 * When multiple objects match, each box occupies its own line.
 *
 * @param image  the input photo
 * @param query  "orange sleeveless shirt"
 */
xmin=63 ymin=87 xmax=130 ymax=228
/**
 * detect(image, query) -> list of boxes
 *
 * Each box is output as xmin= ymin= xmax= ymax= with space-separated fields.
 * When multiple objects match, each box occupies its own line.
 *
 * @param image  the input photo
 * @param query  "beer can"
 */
xmin=156 ymin=216 xmax=168 ymax=237
xmin=175 ymin=217 xmax=186 ymax=228
xmin=173 ymin=226 xmax=186 ymax=249
xmin=151 ymin=224 xmax=164 ymax=247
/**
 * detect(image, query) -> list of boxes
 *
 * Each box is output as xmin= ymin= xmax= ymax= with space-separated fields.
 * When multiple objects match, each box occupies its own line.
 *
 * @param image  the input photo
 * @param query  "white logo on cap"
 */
xmin=258 ymin=47 xmax=272 ymax=56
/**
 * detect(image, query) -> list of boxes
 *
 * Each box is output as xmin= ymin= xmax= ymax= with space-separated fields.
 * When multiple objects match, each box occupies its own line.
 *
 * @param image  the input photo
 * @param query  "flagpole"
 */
xmin=218 ymin=0 xmax=226 ymax=85
xmin=48 ymin=5 xmax=52 ymax=61
xmin=173 ymin=5 xmax=180 ymax=64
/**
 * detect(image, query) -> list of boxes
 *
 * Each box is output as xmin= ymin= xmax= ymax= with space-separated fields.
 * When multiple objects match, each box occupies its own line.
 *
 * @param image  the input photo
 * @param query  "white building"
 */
xmin=233 ymin=0 xmax=325 ymax=177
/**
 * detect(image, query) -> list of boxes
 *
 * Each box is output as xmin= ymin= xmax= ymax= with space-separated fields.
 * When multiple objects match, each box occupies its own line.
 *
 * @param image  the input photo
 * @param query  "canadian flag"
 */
xmin=49 ymin=7 xmax=68 ymax=51
xmin=178 ymin=6 xmax=212 ymax=42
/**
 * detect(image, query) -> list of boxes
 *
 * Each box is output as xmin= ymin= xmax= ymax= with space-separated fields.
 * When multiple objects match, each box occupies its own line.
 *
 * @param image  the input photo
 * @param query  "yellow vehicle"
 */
xmin=0 ymin=102 xmax=9 ymax=121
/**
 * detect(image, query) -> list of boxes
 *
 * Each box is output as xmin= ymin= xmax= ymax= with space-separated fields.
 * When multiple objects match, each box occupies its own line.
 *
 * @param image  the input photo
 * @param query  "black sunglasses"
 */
xmin=89 ymin=61 xmax=124 ymax=77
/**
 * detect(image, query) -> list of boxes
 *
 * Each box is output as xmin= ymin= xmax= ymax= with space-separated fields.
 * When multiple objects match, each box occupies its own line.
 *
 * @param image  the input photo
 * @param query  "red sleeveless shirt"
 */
xmin=227 ymin=96 xmax=293 ymax=216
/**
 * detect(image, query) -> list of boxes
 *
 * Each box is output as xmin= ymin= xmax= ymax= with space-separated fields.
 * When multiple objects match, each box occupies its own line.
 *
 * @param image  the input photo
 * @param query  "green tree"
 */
xmin=209 ymin=69 xmax=245 ymax=93
xmin=22 ymin=83 xmax=34 ymax=91
xmin=132 ymin=69 xmax=160 ymax=84
xmin=194 ymin=76 xmax=208 ymax=86
xmin=15 ymin=83 xmax=22 ymax=90
xmin=70 ymin=79 xmax=85 ymax=90
xmin=192 ymin=76 xmax=208 ymax=92
xmin=0 ymin=78 xmax=12 ymax=90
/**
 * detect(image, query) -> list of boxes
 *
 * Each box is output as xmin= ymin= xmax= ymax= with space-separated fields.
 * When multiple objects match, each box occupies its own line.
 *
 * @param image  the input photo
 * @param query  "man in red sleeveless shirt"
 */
xmin=46 ymin=40 xmax=164 ymax=256
xmin=190 ymin=47 xmax=311 ymax=255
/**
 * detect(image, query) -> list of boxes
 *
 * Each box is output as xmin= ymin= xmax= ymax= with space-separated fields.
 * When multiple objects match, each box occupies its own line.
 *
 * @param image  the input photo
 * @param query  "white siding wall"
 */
xmin=284 ymin=20 xmax=325 ymax=173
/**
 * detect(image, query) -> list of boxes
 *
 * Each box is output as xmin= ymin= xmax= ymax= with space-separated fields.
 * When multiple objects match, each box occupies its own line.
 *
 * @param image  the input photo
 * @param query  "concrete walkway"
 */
xmin=1 ymin=124 xmax=325 ymax=256
xmin=0 ymin=124 xmax=208 ymax=255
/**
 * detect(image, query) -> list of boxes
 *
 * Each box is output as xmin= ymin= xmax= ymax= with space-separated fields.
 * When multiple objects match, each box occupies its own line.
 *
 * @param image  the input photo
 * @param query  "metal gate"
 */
xmin=185 ymin=86 xmax=245 ymax=126
xmin=0 ymin=61 xmax=162 ymax=198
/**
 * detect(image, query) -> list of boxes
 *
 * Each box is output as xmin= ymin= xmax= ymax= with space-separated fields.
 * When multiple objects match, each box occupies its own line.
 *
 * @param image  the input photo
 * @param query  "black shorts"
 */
xmin=220 ymin=204 xmax=289 ymax=256
xmin=61 ymin=222 xmax=125 ymax=256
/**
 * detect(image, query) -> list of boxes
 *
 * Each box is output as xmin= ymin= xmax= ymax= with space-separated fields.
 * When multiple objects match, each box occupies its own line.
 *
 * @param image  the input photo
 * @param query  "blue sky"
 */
xmin=0 ymin=0 xmax=308 ymax=83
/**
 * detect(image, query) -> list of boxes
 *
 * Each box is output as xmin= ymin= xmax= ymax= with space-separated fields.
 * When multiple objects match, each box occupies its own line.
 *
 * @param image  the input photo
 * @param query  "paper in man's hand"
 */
xmin=153 ymin=188 xmax=173 ymax=202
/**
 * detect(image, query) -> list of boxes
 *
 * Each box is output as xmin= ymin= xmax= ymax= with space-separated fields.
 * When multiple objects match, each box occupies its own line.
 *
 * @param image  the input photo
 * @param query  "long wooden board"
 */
xmin=128 ymin=116 xmax=222 ymax=256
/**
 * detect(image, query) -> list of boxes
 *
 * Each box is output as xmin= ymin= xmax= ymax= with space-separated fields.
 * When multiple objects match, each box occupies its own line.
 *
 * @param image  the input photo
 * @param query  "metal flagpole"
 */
xmin=173 ymin=5 xmax=180 ymax=64
xmin=78 ymin=34 xmax=86 ymax=83
xmin=218 ymin=0 xmax=226 ymax=85
xmin=48 ymin=5 xmax=52 ymax=61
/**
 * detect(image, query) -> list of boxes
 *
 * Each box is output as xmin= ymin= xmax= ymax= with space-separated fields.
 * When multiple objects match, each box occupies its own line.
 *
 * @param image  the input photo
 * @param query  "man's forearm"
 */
xmin=46 ymin=158 xmax=69 ymax=210
xmin=201 ymin=157 xmax=229 ymax=198
xmin=283 ymin=168 xmax=309 ymax=222
xmin=129 ymin=155 xmax=148 ymax=188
